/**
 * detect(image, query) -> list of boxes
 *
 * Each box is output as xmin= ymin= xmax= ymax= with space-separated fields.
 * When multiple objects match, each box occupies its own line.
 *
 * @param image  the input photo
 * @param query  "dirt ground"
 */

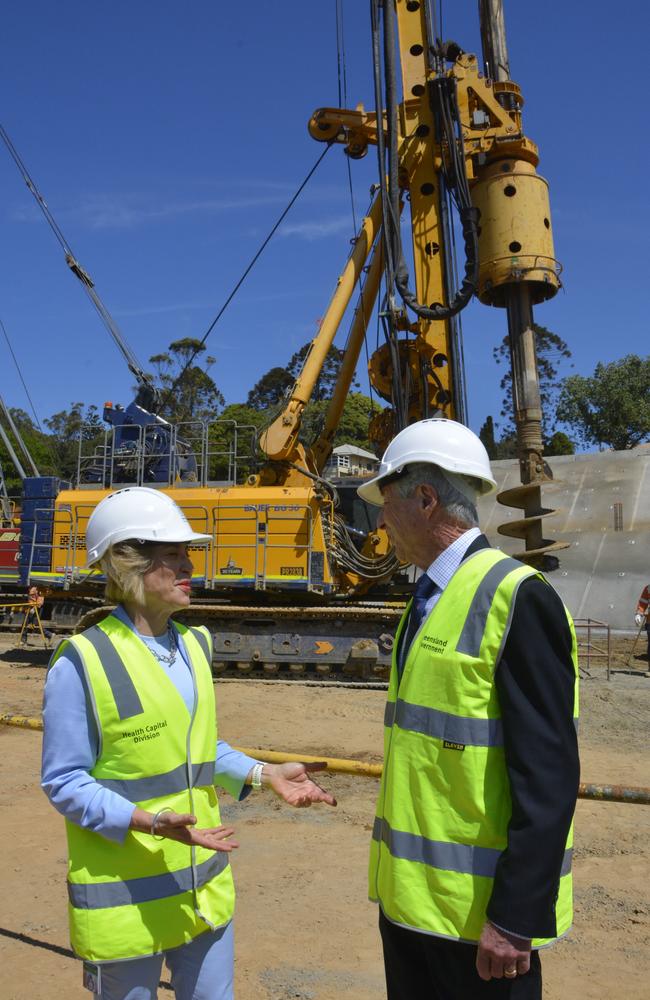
xmin=0 ymin=632 xmax=648 ymax=999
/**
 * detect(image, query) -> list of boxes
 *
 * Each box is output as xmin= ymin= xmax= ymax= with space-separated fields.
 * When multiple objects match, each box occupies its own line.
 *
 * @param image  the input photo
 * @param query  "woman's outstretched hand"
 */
xmin=262 ymin=762 xmax=337 ymax=808
xmin=130 ymin=808 xmax=239 ymax=851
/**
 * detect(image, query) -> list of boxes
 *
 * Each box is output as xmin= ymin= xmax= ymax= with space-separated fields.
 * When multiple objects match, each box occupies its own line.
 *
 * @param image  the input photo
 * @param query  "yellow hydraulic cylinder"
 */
xmin=259 ymin=195 xmax=382 ymax=461
xmin=471 ymin=158 xmax=561 ymax=307
xmin=311 ymin=234 xmax=384 ymax=471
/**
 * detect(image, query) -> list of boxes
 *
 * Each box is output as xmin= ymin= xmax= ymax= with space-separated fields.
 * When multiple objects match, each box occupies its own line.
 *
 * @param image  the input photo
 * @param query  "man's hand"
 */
xmin=130 ymin=808 xmax=238 ymax=852
xmin=635 ymin=613 xmax=644 ymax=627
xmin=476 ymin=921 xmax=531 ymax=981
xmin=263 ymin=762 xmax=337 ymax=808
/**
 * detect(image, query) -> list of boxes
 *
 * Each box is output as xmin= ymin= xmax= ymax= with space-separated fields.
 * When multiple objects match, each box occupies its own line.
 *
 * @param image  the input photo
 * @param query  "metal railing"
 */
xmin=63 ymin=503 xmax=212 ymax=585
xmin=573 ymin=618 xmax=611 ymax=680
xmin=25 ymin=504 xmax=83 ymax=589
xmin=75 ymin=418 xmax=260 ymax=489
xmin=209 ymin=502 xmax=319 ymax=591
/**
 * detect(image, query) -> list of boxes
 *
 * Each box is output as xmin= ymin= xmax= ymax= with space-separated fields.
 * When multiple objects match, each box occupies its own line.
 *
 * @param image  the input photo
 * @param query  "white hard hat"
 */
xmin=85 ymin=487 xmax=211 ymax=566
xmin=357 ymin=418 xmax=497 ymax=506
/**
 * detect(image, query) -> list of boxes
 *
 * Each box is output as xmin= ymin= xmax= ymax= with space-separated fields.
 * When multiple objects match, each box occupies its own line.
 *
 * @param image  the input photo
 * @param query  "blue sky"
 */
xmin=1 ymin=1 xmax=648 ymax=441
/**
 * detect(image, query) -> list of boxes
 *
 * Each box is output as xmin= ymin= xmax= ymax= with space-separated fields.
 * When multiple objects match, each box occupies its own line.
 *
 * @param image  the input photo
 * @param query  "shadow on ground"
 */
xmin=0 ymin=646 xmax=52 ymax=665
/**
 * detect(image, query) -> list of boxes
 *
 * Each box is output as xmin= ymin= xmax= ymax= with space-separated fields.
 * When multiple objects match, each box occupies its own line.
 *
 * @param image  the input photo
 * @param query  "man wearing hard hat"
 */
xmin=358 ymin=419 xmax=580 ymax=1000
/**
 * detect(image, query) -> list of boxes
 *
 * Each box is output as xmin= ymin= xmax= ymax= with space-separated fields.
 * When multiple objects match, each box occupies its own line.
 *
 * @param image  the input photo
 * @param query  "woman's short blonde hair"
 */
xmin=100 ymin=540 xmax=156 ymax=605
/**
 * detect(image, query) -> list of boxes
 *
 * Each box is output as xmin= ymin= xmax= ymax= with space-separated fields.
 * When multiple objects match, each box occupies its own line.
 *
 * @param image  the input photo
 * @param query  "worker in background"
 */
xmin=41 ymin=487 xmax=335 ymax=1000
xmin=635 ymin=584 xmax=650 ymax=661
xmin=27 ymin=583 xmax=44 ymax=609
xmin=357 ymin=418 xmax=580 ymax=1000
xmin=21 ymin=584 xmax=52 ymax=644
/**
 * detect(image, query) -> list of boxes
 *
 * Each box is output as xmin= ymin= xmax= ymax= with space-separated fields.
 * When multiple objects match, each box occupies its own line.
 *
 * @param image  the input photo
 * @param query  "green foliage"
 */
xmin=544 ymin=431 xmax=575 ymax=456
xmin=480 ymin=414 xmax=574 ymax=461
xmin=246 ymin=367 xmax=293 ymax=411
xmin=478 ymin=416 xmax=517 ymax=459
xmin=333 ymin=393 xmax=382 ymax=450
xmin=0 ymin=409 xmax=54 ymax=496
xmin=557 ymin=354 xmax=650 ymax=451
xmin=4 ymin=409 xmax=55 ymax=470
xmin=207 ymin=404 xmax=267 ymax=482
xmin=218 ymin=403 xmax=269 ymax=431
xmin=484 ymin=324 xmax=574 ymax=461
xmin=43 ymin=403 xmax=104 ymax=482
xmin=300 ymin=392 xmax=382 ymax=453
xmin=287 ymin=342 xmax=359 ymax=401
xmin=478 ymin=416 xmax=497 ymax=459
xmin=3 ymin=341 xmax=380 ymax=493
xmin=247 ymin=341 xmax=360 ymax=410
xmin=148 ymin=338 xmax=225 ymax=423
xmin=493 ymin=324 xmax=572 ymax=436
xmin=208 ymin=395 xmax=382 ymax=480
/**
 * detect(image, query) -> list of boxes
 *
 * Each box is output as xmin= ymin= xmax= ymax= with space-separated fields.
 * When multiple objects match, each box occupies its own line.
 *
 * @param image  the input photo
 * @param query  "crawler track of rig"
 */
xmin=71 ymin=602 xmax=406 ymax=681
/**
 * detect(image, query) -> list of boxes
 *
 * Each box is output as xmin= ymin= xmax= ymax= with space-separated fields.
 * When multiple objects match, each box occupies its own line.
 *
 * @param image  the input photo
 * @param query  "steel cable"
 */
xmin=159 ymin=142 xmax=334 ymax=415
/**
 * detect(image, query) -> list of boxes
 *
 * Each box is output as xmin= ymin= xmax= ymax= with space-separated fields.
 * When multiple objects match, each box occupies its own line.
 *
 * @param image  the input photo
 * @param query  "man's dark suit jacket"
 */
xmin=457 ymin=534 xmax=580 ymax=939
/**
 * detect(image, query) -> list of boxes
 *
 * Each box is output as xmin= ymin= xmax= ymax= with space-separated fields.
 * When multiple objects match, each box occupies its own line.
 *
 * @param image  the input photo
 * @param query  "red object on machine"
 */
xmin=0 ymin=525 xmax=20 ymax=586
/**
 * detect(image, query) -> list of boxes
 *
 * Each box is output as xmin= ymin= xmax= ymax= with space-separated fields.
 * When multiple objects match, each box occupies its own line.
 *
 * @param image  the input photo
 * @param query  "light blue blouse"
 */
xmin=41 ymin=606 xmax=258 ymax=843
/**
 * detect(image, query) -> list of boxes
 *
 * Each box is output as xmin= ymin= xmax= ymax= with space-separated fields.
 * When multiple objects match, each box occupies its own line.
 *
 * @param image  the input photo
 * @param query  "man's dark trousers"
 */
xmin=379 ymin=910 xmax=542 ymax=1000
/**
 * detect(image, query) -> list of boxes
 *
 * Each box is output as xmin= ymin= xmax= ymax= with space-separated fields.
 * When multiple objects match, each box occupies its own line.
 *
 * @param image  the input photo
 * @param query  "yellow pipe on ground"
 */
xmin=0 ymin=713 xmax=44 ymax=730
xmin=235 ymin=746 xmax=383 ymax=778
xmin=2 ymin=716 xmax=649 ymax=804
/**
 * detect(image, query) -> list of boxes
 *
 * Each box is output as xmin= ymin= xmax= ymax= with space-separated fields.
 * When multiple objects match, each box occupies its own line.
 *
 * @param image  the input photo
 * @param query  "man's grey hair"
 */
xmin=393 ymin=463 xmax=479 ymax=527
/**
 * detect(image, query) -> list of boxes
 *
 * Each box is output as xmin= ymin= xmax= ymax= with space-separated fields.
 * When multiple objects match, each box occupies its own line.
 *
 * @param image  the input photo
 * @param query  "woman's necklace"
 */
xmin=143 ymin=624 xmax=178 ymax=666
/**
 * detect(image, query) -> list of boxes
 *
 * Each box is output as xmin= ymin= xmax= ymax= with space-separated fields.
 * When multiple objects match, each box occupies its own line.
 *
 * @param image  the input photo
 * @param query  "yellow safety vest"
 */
xmin=370 ymin=548 xmax=579 ymax=946
xmin=50 ymin=613 xmax=235 ymax=962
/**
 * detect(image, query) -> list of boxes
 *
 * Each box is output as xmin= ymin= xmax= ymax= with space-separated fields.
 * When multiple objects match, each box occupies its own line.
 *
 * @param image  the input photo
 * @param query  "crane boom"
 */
xmin=259 ymin=194 xmax=383 ymax=466
xmin=0 ymin=394 xmax=39 ymax=477
xmin=0 ymin=124 xmax=158 ymax=410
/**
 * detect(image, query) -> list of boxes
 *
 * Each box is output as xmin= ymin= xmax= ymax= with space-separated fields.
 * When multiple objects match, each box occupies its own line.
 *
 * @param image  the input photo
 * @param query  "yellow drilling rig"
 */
xmin=11 ymin=0 xmax=566 ymax=679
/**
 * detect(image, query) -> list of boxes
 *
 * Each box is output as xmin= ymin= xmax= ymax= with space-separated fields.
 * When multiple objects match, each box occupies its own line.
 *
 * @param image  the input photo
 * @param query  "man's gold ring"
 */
xmin=504 ymin=967 xmax=517 ymax=978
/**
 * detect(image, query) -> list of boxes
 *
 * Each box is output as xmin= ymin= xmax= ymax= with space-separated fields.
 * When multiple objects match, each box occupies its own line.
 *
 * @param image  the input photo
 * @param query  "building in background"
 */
xmin=323 ymin=445 xmax=380 ymax=480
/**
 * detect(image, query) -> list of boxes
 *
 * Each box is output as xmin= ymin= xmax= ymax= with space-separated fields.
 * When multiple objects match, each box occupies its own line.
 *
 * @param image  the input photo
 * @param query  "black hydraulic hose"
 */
xmin=394 ymin=75 xmax=480 ymax=320
xmin=395 ymin=204 xmax=479 ymax=320
xmin=159 ymin=142 xmax=333 ymax=416
xmin=370 ymin=3 xmax=480 ymax=323
xmin=380 ymin=309 xmax=407 ymax=431
xmin=382 ymin=0 xmax=401 ymax=281
xmin=370 ymin=0 xmax=396 ymax=295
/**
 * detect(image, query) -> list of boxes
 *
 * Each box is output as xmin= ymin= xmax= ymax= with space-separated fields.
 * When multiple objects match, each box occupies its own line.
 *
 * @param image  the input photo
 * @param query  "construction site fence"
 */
xmin=573 ymin=618 xmax=611 ymax=679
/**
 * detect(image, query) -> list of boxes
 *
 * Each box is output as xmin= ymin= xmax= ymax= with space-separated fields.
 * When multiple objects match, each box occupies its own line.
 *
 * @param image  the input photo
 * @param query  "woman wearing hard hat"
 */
xmin=41 ymin=487 xmax=335 ymax=999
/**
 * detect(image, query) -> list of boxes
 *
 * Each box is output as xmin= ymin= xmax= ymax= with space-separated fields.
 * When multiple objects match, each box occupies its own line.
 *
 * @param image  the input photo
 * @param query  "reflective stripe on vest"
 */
xmin=97 ymin=759 xmax=217 ymax=799
xmin=384 ymin=699 xmax=504 ymax=748
xmin=385 ymin=698 xmax=578 ymax=746
xmin=371 ymin=548 xmax=579 ymax=947
xmin=373 ymin=817 xmax=573 ymax=880
xmin=83 ymin=623 xmax=143 ymax=720
xmin=68 ymin=851 xmax=229 ymax=909
xmin=455 ymin=556 xmax=522 ymax=657
xmin=52 ymin=614 xmax=235 ymax=963
xmin=191 ymin=626 xmax=211 ymax=665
